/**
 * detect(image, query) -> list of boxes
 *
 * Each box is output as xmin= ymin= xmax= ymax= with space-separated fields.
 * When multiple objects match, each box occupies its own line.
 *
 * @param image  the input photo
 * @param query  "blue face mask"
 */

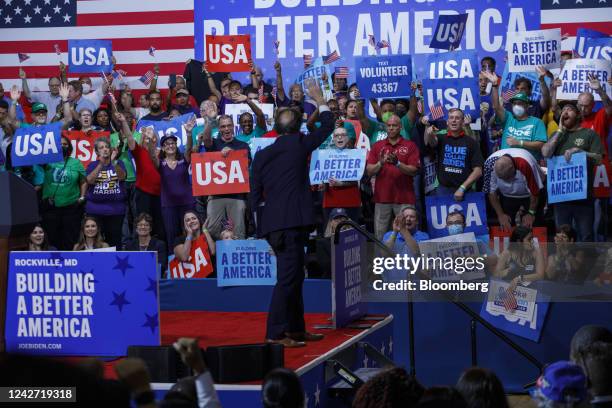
xmin=447 ymin=224 xmax=464 ymax=236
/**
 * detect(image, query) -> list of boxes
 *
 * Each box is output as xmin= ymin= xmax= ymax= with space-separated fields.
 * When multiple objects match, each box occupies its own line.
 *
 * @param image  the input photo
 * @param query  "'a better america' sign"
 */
xmin=557 ymin=59 xmax=612 ymax=101
xmin=547 ymin=152 xmax=588 ymax=204
xmin=506 ymin=29 xmax=561 ymax=73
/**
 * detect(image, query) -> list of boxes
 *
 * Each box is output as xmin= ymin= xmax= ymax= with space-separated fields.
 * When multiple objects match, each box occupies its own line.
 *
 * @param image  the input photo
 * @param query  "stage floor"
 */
xmin=104 ymin=311 xmax=391 ymax=381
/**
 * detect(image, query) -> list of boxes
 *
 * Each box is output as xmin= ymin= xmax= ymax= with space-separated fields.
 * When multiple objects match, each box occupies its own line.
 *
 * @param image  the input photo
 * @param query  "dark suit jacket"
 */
xmin=251 ymin=110 xmax=335 ymax=236
xmin=123 ymin=238 xmax=167 ymax=276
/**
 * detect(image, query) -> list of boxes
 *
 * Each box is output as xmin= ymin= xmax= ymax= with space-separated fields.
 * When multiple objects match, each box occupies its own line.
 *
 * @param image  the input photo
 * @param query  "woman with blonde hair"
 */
xmin=73 ymin=216 xmax=109 ymax=251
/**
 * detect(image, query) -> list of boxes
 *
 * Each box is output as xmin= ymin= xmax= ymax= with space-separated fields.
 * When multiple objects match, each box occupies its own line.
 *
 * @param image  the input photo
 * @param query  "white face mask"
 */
xmin=512 ymin=105 xmax=526 ymax=117
xmin=82 ymin=83 xmax=91 ymax=94
xmin=349 ymin=90 xmax=357 ymax=100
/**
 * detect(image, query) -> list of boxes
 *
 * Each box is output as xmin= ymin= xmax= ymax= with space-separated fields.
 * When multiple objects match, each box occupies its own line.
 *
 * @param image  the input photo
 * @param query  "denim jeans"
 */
xmin=554 ymin=200 xmax=595 ymax=242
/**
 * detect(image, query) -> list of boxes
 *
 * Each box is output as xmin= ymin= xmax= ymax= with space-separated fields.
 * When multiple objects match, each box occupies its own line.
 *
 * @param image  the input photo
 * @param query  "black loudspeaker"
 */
xmin=127 ymin=346 xmax=190 ymax=383
xmin=0 ymin=172 xmax=39 ymax=237
xmin=206 ymin=343 xmax=284 ymax=383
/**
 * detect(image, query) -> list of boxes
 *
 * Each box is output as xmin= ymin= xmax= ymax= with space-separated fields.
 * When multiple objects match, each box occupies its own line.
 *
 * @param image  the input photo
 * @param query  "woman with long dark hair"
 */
xmin=262 ymin=368 xmax=304 ymax=408
xmin=28 ymin=225 xmax=56 ymax=251
xmin=124 ymin=213 xmax=167 ymax=276
xmin=92 ymin=107 xmax=114 ymax=132
xmin=494 ymin=225 xmax=545 ymax=285
xmin=73 ymin=216 xmax=109 ymax=251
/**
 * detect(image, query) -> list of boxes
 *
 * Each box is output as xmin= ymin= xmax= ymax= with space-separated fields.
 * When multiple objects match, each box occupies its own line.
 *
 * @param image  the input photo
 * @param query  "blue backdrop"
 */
xmin=194 ymin=0 xmax=540 ymax=87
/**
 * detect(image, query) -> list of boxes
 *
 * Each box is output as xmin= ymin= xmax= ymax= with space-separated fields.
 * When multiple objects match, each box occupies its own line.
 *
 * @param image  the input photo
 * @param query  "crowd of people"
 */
xmin=1 ymin=324 xmax=610 ymax=407
xmin=0 ymin=50 xmax=611 ymax=282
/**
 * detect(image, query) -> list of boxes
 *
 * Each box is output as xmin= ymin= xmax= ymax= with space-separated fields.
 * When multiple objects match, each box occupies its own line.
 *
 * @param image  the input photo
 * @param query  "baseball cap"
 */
xmin=160 ymin=131 xmax=178 ymax=146
xmin=535 ymin=361 xmax=587 ymax=403
xmin=176 ymin=89 xmax=189 ymax=96
xmin=509 ymin=92 xmax=530 ymax=103
xmin=329 ymin=208 xmax=349 ymax=220
xmin=32 ymin=102 xmax=48 ymax=113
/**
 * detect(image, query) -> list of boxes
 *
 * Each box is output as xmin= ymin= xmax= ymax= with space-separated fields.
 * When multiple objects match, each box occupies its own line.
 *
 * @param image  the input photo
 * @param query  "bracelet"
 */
xmin=391 ymin=231 xmax=398 ymax=238
xmin=528 ymin=209 xmax=536 ymax=216
xmin=459 ymin=184 xmax=466 ymax=192
xmin=185 ymin=236 xmax=192 ymax=241
xmin=395 ymin=161 xmax=401 ymax=168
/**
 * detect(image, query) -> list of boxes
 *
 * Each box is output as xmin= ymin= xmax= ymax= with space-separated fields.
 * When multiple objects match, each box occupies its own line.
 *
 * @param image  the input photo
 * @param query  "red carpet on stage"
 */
xmin=103 ymin=311 xmax=381 ymax=381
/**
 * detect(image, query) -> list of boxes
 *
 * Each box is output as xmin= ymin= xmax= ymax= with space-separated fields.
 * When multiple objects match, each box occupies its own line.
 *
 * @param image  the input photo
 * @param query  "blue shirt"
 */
xmin=383 ymin=230 xmax=430 ymax=256
xmin=73 ymin=96 xmax=97 ymax=114
xmin=3 ymin=96 xmax=24 ymax=121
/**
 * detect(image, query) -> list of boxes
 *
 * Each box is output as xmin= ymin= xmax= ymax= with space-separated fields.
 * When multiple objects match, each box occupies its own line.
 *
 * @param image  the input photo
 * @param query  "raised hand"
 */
xmin=10 ymin=85 xmax=21 ymax=101
xmin=274 ymin=60 xmax=282 ymax=73
xmin=231 ymin=92 xmax=247 ymax=103
xmin=173 ymin=338 xmax=207 ymax=374
xmin=184 ymin=115 xmax=197 ymax=132
xmin=18 ymin=68 xmax=26 ymax=79
xmin=110 ymin=148 xmax=119 ymax=162
xmin=481 ymin=70 xmax=497 ymax=84
xmin=59 ymin=83 xmax=70 ymax=100
xmin=552 ymin=78 xmax=562 ymax=89
xmin=154 ymin=63 xmax=160 ymax=76
xmin=305 ymin=78 xmax=325 ymax=106
xmin=587 ymin=73 xmax=602 ymax=91
xmin=463 ymin=114 xmax=472 ymax=126
xmin=535 ymin=66 xmax=547 ymax=79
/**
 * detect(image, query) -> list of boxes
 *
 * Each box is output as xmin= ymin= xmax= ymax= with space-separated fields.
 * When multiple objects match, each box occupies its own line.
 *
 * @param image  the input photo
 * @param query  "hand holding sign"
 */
xmin=564 ymin=147 xmax=581 ymax=163
xmin=587 ymin=73 xmax=602 ymax=91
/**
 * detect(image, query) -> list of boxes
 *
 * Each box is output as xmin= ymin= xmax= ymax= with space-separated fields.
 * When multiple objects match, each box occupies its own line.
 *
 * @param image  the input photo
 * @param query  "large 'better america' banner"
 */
xmin=195 ymin=0 xmax=540 ymax=87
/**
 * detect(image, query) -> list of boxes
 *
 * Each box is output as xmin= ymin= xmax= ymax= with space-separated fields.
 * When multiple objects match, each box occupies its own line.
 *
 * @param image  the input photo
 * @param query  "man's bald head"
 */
xmin=494 ymin=155 xmax=515 ymax=181
xmin=577 ymin=92 xmax=595 ymax=117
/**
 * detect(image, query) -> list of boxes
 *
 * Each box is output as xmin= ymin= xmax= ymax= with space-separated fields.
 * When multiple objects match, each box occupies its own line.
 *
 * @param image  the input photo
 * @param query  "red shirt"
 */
xmin=323 ymin=184 xmax=361 ymax=208
xmin=263 ymin=129 xmax=279 ymax=138
xmin=367 ymin=138 xmax=420 ymax=204
xmin=581 ymin=108 xmax=610 ymax=157
xmin=132 ymin=144 xmax=161 ymax=196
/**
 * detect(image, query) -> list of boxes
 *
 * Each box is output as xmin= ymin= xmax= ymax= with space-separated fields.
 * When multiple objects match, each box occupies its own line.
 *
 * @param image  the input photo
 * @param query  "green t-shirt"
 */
xmin=192 ymin=125 xmax=219 ymax=145
xmin=236 ymin=125 xmax=266 ymax=144
xmin=365 ymin=118 xmax=410 ymax=145
xmin=498 ymin=110 xmax=547 ymax=160
xmin=110 ymin=131 xmax=142 ymax=183
xmin=42 ymin=158 xmax=86 ymax=207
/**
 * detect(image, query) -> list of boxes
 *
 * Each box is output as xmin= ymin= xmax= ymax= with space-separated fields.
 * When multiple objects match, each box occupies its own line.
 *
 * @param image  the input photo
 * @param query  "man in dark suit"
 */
xmin=251 ymin=80 xmax=334 ymax=347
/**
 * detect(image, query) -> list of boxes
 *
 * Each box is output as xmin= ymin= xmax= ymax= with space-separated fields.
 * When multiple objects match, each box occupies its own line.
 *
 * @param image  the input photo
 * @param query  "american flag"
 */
xmin=258 ymin=84 xmax=265 ymax=103
xmin=148 ymin=46 xmax=156 ymax=57
xmin=540 ymin=0 xmax=612 ymax=51
xmin=0 ymin=0 xmax=194 ymax=91
xmin=113 ymin=69 xmax=127 ymax=80
xmin=501 ymin=286 xmax=518 ymax=312
xmin=417 ymin=98 xmax=424 ymax=115
xmin=303 ymin=53 xmax=313 ymax=68
xmin=502 ymin=88 xmax=519 ymax=103
xmin=18 ymin=52 xmax=30 ymax=63
xmin=139 ymin=70 xmax=155 ymax=86
xmin=272 ymin=84 xmax=277 ymax=102
xmin=368 ymin=35 xmax=376 ymax=48
xmin=334 ymin=66 xmax=349 ymax=79
xmin=376 ymin=40 xmax=390 ymax=50
xmin=323 ymin=50 xmax=340 ymax=65
xmin=273 ymin=40 xmax=280 ymax=56
xmin=429 ymin=100 xmax=445 ymax=120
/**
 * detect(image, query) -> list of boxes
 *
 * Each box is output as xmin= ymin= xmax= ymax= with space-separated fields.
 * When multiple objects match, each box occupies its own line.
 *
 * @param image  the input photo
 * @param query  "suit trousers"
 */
xmin=266 ymin=227 xmax=307 ymax=340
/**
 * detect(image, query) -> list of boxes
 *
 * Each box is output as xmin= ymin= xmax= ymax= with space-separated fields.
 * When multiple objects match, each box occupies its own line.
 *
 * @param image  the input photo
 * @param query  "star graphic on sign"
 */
xmin=142 ymin=313 xmax=158 ymax=334
xmin=113 ymin=255 xmax=134 ymax=276
xmin=314 ymin=384 xmax=321 ymax=406
xmin=552 ymin=0 xmax=560 ymax=4
xmin=110 ymin=290 xmax=131 ymax=312
xmin=4 ymin=0 xmax=13 ymax=6
xmin=43 ymin=0 xmax=50 ymax=4
xmin=53 ymin=5 xmax=61 ymax=13
xmin=145 ymin=277 xmax=157 ymax=298
xmin=33 ymin=5 xmax=41 ymax=14
xmin=389 ymin=337 xmax=393 ymax=354
xmin=63 ymin=13 xmax=70 ymax=22
xmin=4 ymin=15 xmax=12 ymax=24
xmin=64 ymin=0 xmax=70 ymax=3
xmin=363 ymin=354 xmax=369 ymax=368
xmin=24 ymin=0 xmax=31 ymax=4
xmin=43 ymin=14 xmax=51 ymax=23
xmin=14 ymin=6 xmax=21 ymax=14
xmin=24 ymin=14 xmax=31 ymax=23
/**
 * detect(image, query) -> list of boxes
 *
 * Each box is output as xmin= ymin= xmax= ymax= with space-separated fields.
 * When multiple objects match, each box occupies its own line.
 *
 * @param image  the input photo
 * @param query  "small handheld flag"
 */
xmin=139 ymin=70 xmax=155 ymax=86
xmin=502 ymin=89 xmax=518 ymax=103
xmin=323 ymin=51 xmax=340 ymax=65
xmin=376 ymin=40 xmax=390 ymax=50
xmin=54 ymin=44 xmax=61 ymax=55
xmin=334 ymin=67 xmax=349 ymax=79
xmin=429 ymin=100 xmax=445 ymax=120
xmin=18 ymin=53 xmax=30 ymax=63
xmin=502 ymin=287 xmax=518 ymax=312
xmin=149 ymin=46 xmax=156 ymax=57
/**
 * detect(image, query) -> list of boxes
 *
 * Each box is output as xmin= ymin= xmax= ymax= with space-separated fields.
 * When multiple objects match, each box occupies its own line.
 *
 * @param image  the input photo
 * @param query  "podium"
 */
xmin=0 ymin=172 xmax=39 ymax=351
